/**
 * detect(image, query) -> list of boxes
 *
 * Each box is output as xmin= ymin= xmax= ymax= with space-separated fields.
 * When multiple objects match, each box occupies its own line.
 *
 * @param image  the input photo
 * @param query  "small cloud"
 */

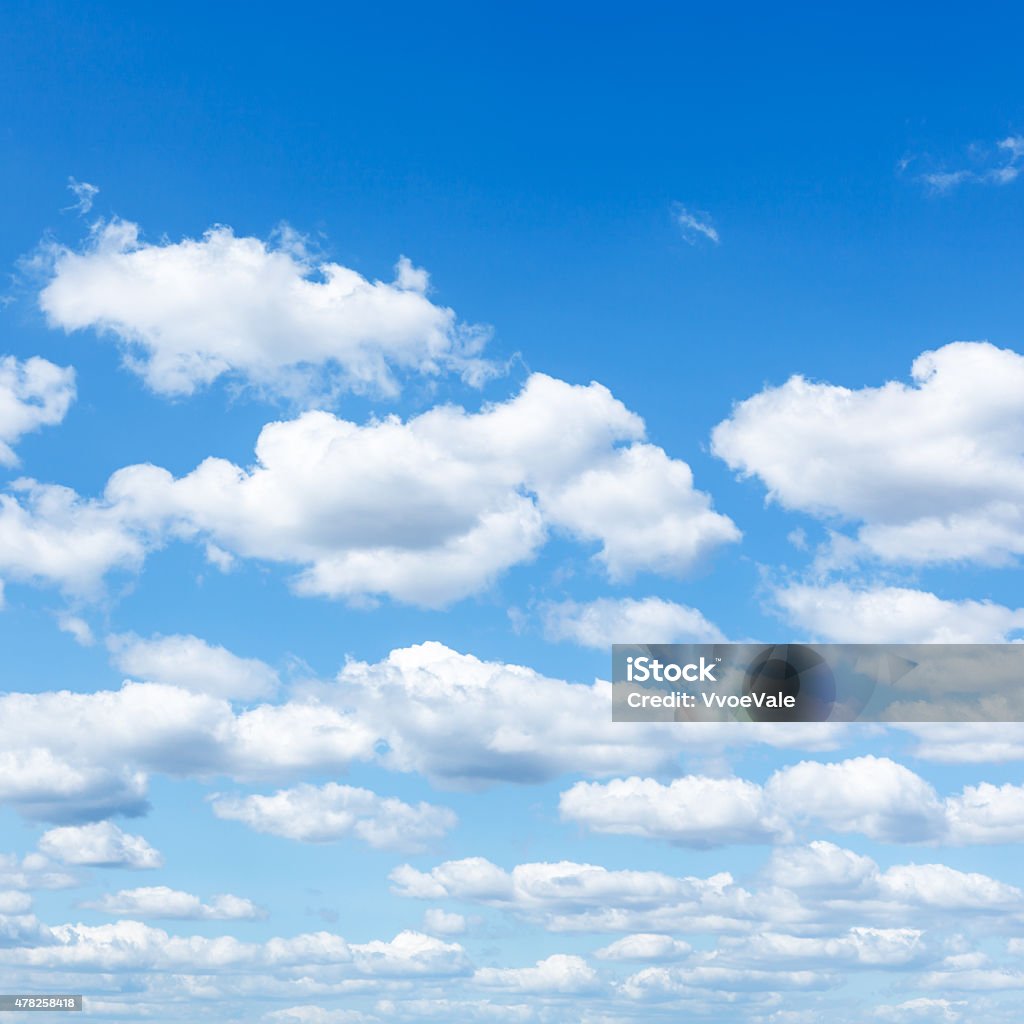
xmin=672 ymin=202 xmax=720 ymax=245
xmin=65 ymin=177 xmax=99 ymax=215
xmin=57 ymin=613 xmax=95 ymax=646
xmin=909 ymin=135 xmax=1024 ymax=194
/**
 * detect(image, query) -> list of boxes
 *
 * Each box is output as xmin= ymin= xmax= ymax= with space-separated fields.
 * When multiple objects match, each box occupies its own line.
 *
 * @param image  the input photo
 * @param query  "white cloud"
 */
xmin=560 ymin=758 xmax=1024 ymax=848
xmin=351 ymin=930 xmax=470 ymax=978
xmin=559 ymin=776 xmax=784 ymax=846
xmin=0 ymin=891 xmax=33 ymax=914
xmin=0 ymin=643 xmax=846 ymax=824
xmin=57 ymin=613 xmax=95 ymax=646
xmin=916 ymin=135 xmax=1024 ymax=194
xmin=725 ymin=927 xmax=927 ymax=967
xmin=559 ymin=759 xmax=948 ymax=847
xmin=0 ymin=356 xmax=75 ymax=466
xmin=474 ymin=954 xmax=599 ymax=994
xmin=595 ymin=934 xmax=692 ymax=962
xmin=0 ymin=479 xmax=146 ymax=595
xmin=711 ymin=341 xmax=1024 ymax=565
xmin=945 ymin=782 xmax=1024 ymax=843
xmin=0 ymin=852 xmax=76 ymax=891
xmin=331 ymin=642 xmax=694 ymax=786
xmin=765 ymin=756 xmax=947 ymax=843
xmin=0 ymin=919 xmax=466 ymax=976
xmin=0 ymin=680 xmax=376 ymax=820
xmin=422 ymin=908 xmax=466 ymax=936
xmin=544 ymin=597 xmax=724 ymax=648
xmin=39 ymin=219 xmax=491 ymax=398
xmin=774 ymin=582 xmax=1024 ymax=643
xmin=211 ymin=782 xmax=456 ymax=851
xmin=107 ymin=632 xmax=279 ymax=700
xmin=672 ymin=203 xmax=720 ymax=245
xmin=38 ymin=822 xmax=163 ymax=869
xmin=65 ymin=177 xmax=99 ymax=215
xmin=389 ymin=856 xmax=754 ymax=935
xmin=83 ymin=885 xmax=263 ymax=920
xmin=0 ymin=375 xmax=736 ymax=607
xmin=100 ymin=373 xmax=736 ymax=606
xmin=873 ymin=998 xmax=965 ymax=1022
xmin=265 ymin=1009 xmax=374 ymax=1024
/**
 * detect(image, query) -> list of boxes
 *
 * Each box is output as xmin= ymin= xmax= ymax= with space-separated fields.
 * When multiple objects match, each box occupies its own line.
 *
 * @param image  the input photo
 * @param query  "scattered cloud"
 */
xmin=912 ymin=135 xmax=1024 ymax=193
xmin=83 ymin=885 xmax=264 ymax=920
xmin=773 ymin=582 xmax=1024 ymax=643
xmin=211 ymin=782 xmax=457 ymax=851
xmin=672 ymin=203 xmax=720 ymax=245
xmin=107 ymin=632 xmax=279 ymax=700
xmin=560 ymin=758 xmax=1024 ymax=847
xmin=38 ymin=822 xmax=163 ymax=868
xmin=39 ymin=219 xmax=492 ymax=399
xmin=0 ymin=356 xmax=75 ymax=466
xmin=0 ymin=374 xmax=737 ymax=608
xmin=64 ymin=177 xmax=99 ymax=215
xmin=712 ymin=341 xmax=1024 ymax=566
xmin=544 ymin=596 xmax=725 ymax=648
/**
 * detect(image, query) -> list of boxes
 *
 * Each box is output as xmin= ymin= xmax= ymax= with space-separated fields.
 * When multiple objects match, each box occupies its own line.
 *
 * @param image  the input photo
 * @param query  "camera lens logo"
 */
xmin=744 ymin=644 xmax=836 ymax=722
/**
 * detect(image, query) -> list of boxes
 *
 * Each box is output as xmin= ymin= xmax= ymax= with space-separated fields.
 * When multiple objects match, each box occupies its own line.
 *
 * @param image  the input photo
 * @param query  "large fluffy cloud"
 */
xmin=0 ymin=356 xmax=75 ymax=465
xmin=0 ymin=374 xmax=737 ymax=607
xmin=39 ymin=220 xmax=491 ymax=398
xmin=711 ymin=341 xmax=1024 ymax=565
xmin=108 ymin=373 xmax=737 ymax=605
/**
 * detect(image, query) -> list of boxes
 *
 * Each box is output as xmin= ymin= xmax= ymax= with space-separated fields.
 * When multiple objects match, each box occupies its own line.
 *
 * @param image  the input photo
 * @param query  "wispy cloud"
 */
xmin=64 ymin=177 xmax=99 ymax=214
xmin=672 ymin=202 xmax=720 ymax=244
xmin=909 ymin=135 xmax=1024 ymax=194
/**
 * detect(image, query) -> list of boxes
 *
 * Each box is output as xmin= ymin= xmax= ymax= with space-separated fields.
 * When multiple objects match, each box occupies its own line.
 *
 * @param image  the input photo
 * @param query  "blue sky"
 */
xmin=1 ymin=4 xmax=1024 ymax=1022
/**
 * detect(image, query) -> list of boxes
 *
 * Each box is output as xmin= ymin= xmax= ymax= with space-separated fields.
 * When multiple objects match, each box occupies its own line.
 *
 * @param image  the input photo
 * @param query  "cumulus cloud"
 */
xmin=764 ymin=756 xmax=949 ymax=844
xmin=82 ymin=885 xmax=264 ymax=920
xmin=0 ymin=919 xmax=466 ymax=976
xmin=559 ymin=776 xmax=784 ymax=847
xmin=0 ymin=356 xmax=75 ymax=466
xmin=103 ymin=373 xmax=736 ymax=605
xmin=0 ymin=681 xmax=375 ymax=820
xmin=873 ymin=998 xmax=965 ymax=1022
xmin=107 ymin=632 xmax=279 ymax=700
xmin=39 ymin=219 xmax=492 ymax=398
xmin=711 ymin=341 xmax=1024 ymax=566
xmin=773 ymin=582 xmax=1024 ymax=643
xmin=331 ymin=642 xmax=705 ymax=786
xmin=474 ymin=954 xmax=600 ymax=994
xmin=389 ymin=856 xmax=754 ymax=934
xmin=423 ymin=908 xmax=466 ymax=936
xmin=0 ymin=642 xmax=849 ymax=824
xmin=38 ymin=822 xmax=163 ymax=868
xmin=544 ymin=597 xmax=725 ymax=648
xmin=0 ymin=479 xmax=146 ymax=595
xmin=211 ymin=782 xmax=456 ymax=851
xmin=0 ymin=375 xmax=736 ymax=607
xmin=560 ymin=758 xmax=1024 ymax=847
xmin=595 ymin=934 xmax=692 ymax=962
